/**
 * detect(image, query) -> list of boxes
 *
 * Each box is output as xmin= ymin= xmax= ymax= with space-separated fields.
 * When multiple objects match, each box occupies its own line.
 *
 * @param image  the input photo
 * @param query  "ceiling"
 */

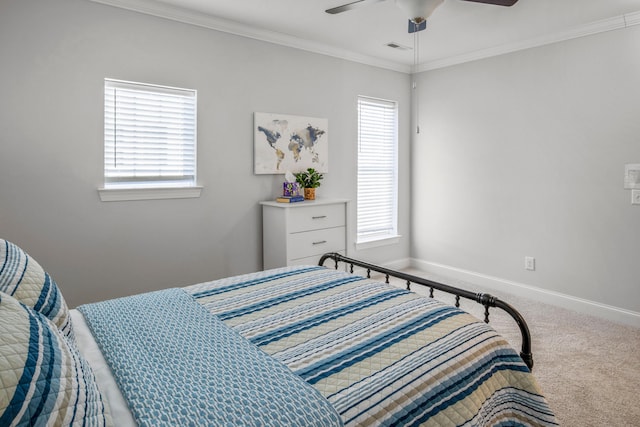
xmin=93 ymin=0 xmax=640 ymax=73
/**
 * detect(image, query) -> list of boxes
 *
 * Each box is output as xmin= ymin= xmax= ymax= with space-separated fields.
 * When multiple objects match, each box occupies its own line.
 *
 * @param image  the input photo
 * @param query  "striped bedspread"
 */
xmin=186 ymin=265 xmax=557 ymax=427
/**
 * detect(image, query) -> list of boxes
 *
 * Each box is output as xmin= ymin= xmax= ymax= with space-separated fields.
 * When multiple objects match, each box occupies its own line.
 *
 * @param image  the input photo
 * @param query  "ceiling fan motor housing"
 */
xmin=395 ymin=0 xmax=444 ymax=23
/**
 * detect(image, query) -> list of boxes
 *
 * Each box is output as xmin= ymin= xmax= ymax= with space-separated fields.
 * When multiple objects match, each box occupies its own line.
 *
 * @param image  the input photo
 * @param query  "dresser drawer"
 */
xmin=289 ymin=226 xmax=345 ymax=261
xmin=288 ymin=204 xmax=345 ymax=233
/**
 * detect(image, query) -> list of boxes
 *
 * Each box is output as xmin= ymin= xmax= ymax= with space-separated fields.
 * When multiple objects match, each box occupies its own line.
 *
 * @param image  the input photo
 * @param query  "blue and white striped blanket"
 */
xmin=79 ymin=265 xmax=557 ymax=426
xmin=78 ymin=288 xmax=343 ymax=427
xmin=186 ymin=266 xmax=558 ymax=427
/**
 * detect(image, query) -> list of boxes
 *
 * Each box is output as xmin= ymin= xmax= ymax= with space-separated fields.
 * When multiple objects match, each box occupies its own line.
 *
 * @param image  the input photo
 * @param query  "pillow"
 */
xmin=0 ymin=291 xmax=110 ymax=426
xmin=0 ymin=238 xmax=74 ymax=340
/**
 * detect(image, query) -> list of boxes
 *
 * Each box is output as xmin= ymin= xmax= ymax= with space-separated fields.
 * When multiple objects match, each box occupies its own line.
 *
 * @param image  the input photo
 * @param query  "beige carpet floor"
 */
xmin=379 ymin=269 xmax=640 ymax=426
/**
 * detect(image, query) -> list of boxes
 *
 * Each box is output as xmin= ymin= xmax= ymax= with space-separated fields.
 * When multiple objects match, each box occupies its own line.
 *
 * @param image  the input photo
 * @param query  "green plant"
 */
xmin=294 ymin=168 xmax=324 ymax=188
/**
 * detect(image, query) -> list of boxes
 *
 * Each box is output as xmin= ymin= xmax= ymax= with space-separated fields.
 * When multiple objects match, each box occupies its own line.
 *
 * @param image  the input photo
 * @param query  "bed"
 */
xmin=1 ymin=239 xmax=557 ymax=426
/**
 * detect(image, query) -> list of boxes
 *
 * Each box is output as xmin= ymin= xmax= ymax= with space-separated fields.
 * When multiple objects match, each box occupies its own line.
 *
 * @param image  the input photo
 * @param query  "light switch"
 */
xmin=625 ymin=164 xmax=640 ymax=189
xmin=524 ymin=256 xmax=535 ymax=271
xmin=632 ymin=189 xmax=640 ymax=205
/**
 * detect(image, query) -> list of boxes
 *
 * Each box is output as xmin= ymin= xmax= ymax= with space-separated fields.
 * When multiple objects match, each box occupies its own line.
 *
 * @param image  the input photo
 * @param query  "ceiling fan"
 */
xmin=328 ymin=0 xmax=519 ymax=134
xmin=327 ymin=0 xmax=519 ymax=29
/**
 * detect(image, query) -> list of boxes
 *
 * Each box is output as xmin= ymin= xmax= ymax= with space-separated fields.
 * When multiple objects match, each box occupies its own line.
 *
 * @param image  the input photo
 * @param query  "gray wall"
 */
xmin=412 ymin=25 xmax=640 ymax=314
xmin=0 ymin=0 xmax=411 ymax=307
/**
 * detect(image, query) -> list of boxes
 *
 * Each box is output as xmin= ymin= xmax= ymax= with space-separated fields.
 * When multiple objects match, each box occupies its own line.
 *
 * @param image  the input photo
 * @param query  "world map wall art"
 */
xmin=254 ymin=112 xmax=328 ymax=174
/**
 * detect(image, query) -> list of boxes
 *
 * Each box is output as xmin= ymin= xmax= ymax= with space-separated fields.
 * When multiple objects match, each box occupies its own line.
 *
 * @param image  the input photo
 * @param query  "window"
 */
xmin=100 ymin=79 xmax=199 ymax=201
xmin=357 ymin=96 xmax=398 ymax=245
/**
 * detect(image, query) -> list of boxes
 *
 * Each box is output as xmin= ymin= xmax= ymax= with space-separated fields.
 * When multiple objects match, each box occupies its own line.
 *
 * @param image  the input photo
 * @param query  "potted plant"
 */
xmin=295 ymin=168 xmax=324 ymax=200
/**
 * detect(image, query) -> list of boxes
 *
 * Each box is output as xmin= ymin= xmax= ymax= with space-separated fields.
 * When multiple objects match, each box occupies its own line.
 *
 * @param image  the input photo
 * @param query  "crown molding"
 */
xmin=419 ymin=10 xmax=640 ymax=72
xmin=89 ymin=0 xmax=638 ymax=75
xmin=88 ymin=0 xmax=411 ymax=74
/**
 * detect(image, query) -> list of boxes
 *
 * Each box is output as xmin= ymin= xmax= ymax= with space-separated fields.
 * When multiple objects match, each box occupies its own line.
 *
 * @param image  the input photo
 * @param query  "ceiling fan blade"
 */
xmin=325 ymin=0 xmax=387 ymax=14
xmin=460 ymin=0 xmax=519 ymax=6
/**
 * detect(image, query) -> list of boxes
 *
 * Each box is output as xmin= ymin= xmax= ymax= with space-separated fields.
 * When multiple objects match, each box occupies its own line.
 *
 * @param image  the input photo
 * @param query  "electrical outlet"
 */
xmin=524 ymin=256 xmax=535 ymax=271
xmin=632 ymin=189 xmax=640 ymax=205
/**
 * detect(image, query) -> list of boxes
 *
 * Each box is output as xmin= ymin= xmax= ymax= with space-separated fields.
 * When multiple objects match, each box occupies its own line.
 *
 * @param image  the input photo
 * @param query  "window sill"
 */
xmin=98 ymin=186 xmax=203 ymax=202
xmin=355 ymin=235 xmax=401 ymax=250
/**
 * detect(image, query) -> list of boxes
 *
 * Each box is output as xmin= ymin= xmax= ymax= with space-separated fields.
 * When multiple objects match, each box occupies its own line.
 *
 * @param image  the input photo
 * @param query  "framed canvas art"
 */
xmin=254 ymin=112 xmax=328 ymax=174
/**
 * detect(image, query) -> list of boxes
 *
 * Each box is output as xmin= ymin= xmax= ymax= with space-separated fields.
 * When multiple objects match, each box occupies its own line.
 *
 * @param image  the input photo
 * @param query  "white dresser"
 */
xmin=261 ymin=199 xmax=348 ymax=269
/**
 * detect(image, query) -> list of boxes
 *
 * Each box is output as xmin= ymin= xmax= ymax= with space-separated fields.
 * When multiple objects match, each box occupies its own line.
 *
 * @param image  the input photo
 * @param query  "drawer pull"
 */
xmin=312 ymin=215 xmax=327 ymax=219
xmin=312 ymin=240 xmax=327 ymax=245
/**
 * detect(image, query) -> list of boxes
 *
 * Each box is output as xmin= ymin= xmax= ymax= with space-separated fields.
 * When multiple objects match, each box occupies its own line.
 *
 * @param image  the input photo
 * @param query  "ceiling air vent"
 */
xmin=386 ymin=42 xmax=411 ymax=50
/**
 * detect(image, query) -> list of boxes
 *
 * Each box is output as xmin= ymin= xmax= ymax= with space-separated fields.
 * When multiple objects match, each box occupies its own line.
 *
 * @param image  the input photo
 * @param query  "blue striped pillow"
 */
xmin=0 ymin=239 xmax=74 ymax=340
xmin=0 ymin=291 xmax=110 ymax=426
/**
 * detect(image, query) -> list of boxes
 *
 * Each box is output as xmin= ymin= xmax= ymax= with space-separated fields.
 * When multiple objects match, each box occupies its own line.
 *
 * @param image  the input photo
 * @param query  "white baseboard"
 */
xmin=381 ymin=258 xmax=412 ymax=271
xmin=410 ymin=258 xmax=640 ymax=329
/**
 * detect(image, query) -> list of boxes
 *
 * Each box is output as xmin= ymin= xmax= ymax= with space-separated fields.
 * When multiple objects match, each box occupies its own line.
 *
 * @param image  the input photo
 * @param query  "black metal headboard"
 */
xmin=318 ymin=252 xmax=534 ymax=370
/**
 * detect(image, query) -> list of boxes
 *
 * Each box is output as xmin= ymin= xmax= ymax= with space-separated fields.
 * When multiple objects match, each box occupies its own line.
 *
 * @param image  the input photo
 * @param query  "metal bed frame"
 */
xmin=318 ymin=252 xmax=534 ymax=370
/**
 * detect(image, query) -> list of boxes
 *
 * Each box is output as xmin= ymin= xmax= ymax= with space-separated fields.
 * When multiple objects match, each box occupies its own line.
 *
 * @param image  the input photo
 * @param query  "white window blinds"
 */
xmin=357 ymin=96 xmax=398 ymax=242
xmin=104 ymin=79 xmax=197 ymax=188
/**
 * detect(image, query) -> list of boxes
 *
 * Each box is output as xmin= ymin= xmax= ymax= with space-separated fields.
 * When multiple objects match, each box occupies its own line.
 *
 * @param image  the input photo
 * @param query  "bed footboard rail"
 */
xmin=318 ymin=252 xmax=534 ymax=370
